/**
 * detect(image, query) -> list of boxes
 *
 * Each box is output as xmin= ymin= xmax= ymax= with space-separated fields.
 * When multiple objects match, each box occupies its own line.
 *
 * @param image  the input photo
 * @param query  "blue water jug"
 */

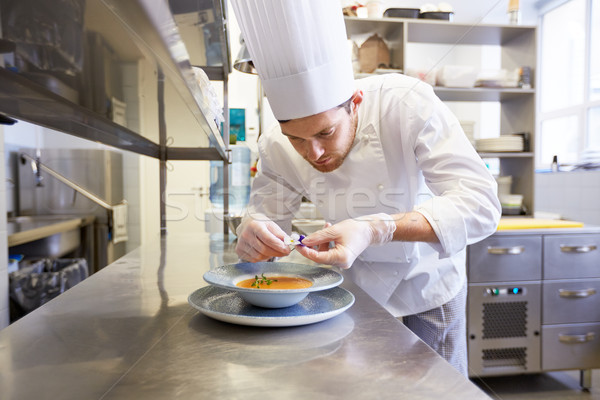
xmin=209 ymin=144 xmax=251 ymax=209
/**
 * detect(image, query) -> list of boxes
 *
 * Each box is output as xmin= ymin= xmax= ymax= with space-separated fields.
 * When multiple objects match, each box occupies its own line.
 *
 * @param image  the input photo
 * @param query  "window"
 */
xmin=538 ymin=0 xmax=600 ymax=168
xmin=590 ymin=0 xmax=600 ymax=101
xmin=589 ymin=0 xmax=600 ymax=150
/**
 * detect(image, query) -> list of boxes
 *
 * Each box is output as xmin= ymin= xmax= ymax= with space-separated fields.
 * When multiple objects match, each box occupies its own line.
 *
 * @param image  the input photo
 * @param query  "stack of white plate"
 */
xmin=476 ymin=135 xmax=524 ymax=152
xmin=579 ymin=148 xmax=600 ymax=164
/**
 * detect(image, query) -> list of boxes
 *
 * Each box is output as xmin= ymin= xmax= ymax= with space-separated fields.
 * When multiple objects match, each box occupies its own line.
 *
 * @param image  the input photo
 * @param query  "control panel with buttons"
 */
xmin=484 ymin=287 xmax=524 ymax=296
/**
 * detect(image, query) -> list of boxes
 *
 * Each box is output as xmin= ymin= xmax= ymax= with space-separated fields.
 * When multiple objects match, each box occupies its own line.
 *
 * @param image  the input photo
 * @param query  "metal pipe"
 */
xmin=20 ymin=152 xmax=114 ymax=210
xmin=223 ymin=72 xmax=230 ymax=235
xmin=158 ymin=67 xmax=168 ymax=237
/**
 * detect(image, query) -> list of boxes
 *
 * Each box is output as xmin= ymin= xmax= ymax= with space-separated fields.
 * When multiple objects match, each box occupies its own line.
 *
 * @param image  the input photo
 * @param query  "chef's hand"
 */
xmin=235 ymin=214 xmax=292 ymax=262
xmin=296 ymin=213 xmax=396 ymax=269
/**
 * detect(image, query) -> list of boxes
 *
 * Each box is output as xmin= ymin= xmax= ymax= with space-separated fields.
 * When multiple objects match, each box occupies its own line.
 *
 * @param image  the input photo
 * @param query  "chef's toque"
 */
xmin=230 ymin=0 xmax=354 ymax=121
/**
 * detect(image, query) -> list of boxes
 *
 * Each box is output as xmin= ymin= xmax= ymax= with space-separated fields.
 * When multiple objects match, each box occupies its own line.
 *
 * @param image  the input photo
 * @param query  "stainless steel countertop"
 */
xmin=0 ymin=231 xmax=490 ymax=399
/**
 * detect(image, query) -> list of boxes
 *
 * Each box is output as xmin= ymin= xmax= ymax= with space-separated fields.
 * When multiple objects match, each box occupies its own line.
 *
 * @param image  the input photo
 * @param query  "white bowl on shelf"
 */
xmin=500 ymin=193 xmax=523 ymax=209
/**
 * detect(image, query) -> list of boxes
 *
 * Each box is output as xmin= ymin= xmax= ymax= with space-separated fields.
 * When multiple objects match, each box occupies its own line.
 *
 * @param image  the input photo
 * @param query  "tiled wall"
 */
xmin=535 ymin=170 xmax=600 ymax=225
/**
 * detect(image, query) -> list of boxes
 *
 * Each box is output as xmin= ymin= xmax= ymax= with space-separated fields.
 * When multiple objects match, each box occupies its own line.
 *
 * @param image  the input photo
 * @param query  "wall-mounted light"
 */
xmin=233 ymin=36 xmax=256 ymax=74
xmin=232 ymin=35 xmax=264 ymax=137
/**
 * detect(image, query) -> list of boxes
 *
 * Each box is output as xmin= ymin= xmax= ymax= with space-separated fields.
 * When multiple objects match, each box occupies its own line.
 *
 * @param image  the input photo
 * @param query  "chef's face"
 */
xmin=280 ymin=91 xmax=363 ymax=173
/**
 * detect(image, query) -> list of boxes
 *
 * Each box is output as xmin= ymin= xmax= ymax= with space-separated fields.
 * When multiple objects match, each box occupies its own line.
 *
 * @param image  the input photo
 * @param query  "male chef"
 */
xmin=230 ymin=0 xmax=501 ymax=376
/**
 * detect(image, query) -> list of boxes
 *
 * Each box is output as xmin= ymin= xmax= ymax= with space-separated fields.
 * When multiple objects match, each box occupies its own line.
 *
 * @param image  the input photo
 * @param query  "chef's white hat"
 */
xmin=231 ymin=0 xmax=354 ymax=121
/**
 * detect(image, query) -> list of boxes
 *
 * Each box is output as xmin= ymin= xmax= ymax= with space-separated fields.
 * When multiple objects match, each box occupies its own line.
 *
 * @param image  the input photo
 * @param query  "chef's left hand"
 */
xmin=296 ymin=213 xmax=396 ymax=269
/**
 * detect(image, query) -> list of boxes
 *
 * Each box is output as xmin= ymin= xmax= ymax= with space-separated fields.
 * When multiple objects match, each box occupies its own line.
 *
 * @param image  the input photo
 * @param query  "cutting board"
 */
xmin=498 ymin=217 xmax=584 ymax=230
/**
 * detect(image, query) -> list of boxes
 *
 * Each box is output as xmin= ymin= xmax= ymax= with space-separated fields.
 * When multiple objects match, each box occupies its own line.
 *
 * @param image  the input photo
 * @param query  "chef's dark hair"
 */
xmin=278 ymin=97 xmax=352 ymax=123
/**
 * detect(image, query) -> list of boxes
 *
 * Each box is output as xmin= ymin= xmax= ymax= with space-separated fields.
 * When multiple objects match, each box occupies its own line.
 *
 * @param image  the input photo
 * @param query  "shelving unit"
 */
xmin=0 ymin=0 xmax=232 ymax=230
xmin=345 ymin=16 xmax=537 ymax=215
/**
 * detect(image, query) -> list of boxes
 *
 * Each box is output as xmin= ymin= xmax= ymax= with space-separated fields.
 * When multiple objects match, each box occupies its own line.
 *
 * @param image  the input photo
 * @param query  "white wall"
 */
xmin=122 ymin=62 xmax=142 ymax=252
xmin=163 ymin=77 xmax=212 ymax=233
xmin=536 ymin=171 xmax=600 ymax=225
xmin=0 ymin=126 xmax=8 ymax=329
xmin=137 ymin=60 xmax=161 ymax=245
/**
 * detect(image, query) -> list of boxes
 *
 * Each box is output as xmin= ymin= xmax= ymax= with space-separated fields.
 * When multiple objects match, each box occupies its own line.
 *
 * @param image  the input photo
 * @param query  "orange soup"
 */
xmin=236 ymin=276 xmax=313 ymax=290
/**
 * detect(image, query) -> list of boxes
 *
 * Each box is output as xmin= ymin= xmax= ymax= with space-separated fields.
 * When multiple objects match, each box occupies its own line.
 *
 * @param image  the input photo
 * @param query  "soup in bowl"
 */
xmin=203 ymin=262 xmax=343 ymax=308
xmin=236 ymin=274 xmax=313 ymax=290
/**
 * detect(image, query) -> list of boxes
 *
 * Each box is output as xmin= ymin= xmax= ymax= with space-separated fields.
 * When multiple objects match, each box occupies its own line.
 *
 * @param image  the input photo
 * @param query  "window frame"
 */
xmin=536 ymin=0 xmax=600 ymax=169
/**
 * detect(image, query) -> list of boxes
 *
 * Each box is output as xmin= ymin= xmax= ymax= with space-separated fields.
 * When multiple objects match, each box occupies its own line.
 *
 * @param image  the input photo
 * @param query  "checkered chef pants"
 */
xmin=401 ymin=282 xmax=468 ymax=376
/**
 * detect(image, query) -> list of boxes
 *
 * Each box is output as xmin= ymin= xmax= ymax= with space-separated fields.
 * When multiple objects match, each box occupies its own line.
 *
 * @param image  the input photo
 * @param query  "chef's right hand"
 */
xmin=295 ymin=214 xmax=396 ymax=269
xmin=235 ymin=214 xmax=292 ymax=262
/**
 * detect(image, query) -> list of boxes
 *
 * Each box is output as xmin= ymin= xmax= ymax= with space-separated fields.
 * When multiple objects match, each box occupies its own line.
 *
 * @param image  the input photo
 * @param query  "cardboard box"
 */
xmin=358 ymin=34 xmax=390 ymax=73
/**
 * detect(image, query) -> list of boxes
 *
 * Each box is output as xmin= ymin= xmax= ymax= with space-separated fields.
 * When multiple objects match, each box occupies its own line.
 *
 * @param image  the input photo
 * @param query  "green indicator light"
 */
xmin=492 ymin=288 xmax=500 ymax=296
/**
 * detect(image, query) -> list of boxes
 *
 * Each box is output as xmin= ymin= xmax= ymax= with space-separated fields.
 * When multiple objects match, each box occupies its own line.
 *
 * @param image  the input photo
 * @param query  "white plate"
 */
xmin=188 ymin=286 xmax=355 ymax=327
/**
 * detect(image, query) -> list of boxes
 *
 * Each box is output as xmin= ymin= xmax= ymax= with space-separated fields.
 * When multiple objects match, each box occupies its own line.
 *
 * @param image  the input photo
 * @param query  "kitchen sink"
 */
xmin=8 ymin=215 xmax=94 ymax=258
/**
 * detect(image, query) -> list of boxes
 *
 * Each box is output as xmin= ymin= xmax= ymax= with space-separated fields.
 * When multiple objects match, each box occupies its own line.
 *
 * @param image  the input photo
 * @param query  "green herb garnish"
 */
xmin=250 ymin=273 xmax=278 ymax=289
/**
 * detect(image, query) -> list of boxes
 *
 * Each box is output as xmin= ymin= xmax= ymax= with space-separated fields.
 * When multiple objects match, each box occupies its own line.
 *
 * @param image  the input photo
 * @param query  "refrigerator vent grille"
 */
xmin=482 ymin=347 xmax=527 ymax=368
xmin=482 ymin=301 xmax=527 ymax=339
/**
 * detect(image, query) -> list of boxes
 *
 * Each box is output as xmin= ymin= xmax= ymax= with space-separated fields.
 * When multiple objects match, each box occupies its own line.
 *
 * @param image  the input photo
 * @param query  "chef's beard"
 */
xmin=307 ymin=113 xmax=358 ymax=173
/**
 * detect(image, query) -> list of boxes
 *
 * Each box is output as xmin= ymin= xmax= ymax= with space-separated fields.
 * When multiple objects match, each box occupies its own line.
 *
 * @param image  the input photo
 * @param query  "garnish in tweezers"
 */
xmin=283 ymin=232 xmax=306 ymax=247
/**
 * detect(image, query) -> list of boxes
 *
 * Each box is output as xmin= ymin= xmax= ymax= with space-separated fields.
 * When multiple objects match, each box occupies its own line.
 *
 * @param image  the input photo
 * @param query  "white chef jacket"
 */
xmin=245 ymin=73 xmax=501 ymax=316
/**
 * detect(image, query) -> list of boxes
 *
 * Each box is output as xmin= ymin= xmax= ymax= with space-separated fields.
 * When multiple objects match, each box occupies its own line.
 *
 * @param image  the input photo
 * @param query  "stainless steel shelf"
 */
xmin=171 ymin=0 xmax=231 ymax=81
xmin=0 ymin=68 xmax=160 ymax=158
xmin=167 ymin=147 xmax=225 ymax=161
xmin=101 ymin=0 xmax=227 ymax=160
xmin=0 ymin=0 xmax=230 ymax=161
xmin=199 ymin=66 xmax=227 ymax=81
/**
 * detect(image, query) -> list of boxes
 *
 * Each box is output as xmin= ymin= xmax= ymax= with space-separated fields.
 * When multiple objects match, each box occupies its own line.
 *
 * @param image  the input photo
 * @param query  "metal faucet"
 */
xmin=20 ymin=152 xmax=119 ymax=210
xmin=29 ymin=151 xmax=44 ymax=187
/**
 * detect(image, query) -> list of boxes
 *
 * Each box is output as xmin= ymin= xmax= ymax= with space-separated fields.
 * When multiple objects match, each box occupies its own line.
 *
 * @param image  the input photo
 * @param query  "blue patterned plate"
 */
xmin=188 ymin=286 xmax=355 ymax=327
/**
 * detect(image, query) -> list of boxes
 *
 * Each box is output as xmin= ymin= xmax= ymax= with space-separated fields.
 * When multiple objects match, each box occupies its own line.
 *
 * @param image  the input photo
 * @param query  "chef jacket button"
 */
xmin=377 ymin=184 xmax=384 ymax=191
xmin=393 ymin=271 xmax=399 ymax=276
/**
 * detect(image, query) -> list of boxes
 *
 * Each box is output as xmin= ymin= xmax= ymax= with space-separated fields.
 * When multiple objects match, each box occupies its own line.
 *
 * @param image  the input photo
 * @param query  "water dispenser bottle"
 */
xmin=209 ymin=144 xmax=251 ymax=210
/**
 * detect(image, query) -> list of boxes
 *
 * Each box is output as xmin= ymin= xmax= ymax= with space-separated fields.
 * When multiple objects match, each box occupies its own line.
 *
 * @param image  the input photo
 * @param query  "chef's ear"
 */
xmin=350 ymin=90 xmax=364 ymax=112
